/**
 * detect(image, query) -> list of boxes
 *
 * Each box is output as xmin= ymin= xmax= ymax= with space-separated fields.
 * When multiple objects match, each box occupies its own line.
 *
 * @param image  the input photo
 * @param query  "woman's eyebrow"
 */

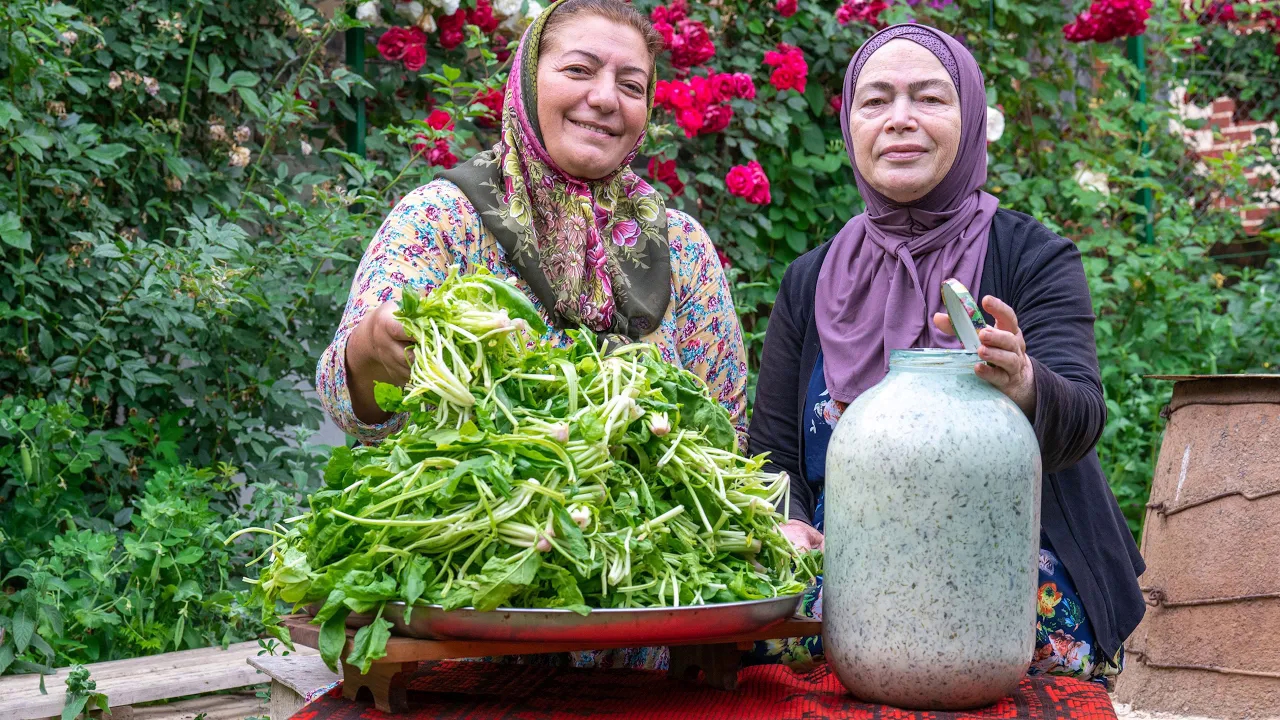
xmin=857 ymin=78 xmax=955 ymax=95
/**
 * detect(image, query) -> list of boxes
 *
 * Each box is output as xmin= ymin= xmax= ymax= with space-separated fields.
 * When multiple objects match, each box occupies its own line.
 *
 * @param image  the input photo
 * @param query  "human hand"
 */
xmin=933 ymin=294 xmax=1036 ymax=418
xmin=346 ymin=301 xmax=414 ymax=423
xmin=780 ymin=519 xmax=825 ymax=552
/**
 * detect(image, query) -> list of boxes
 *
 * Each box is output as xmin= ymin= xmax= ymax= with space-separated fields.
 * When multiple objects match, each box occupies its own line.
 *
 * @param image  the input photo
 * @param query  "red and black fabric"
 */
xmin=290 ymin=661 xmax=1117 ymax=720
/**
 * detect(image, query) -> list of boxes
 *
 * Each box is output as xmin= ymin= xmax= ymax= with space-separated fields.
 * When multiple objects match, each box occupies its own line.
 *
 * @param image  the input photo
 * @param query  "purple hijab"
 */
xmin=816 ymin=24 xmax=999 ymax=404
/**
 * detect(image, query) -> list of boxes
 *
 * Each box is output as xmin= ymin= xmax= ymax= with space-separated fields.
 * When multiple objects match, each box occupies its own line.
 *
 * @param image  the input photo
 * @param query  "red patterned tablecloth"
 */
xmin=290 ymin=661 xmax=1117 ymax=720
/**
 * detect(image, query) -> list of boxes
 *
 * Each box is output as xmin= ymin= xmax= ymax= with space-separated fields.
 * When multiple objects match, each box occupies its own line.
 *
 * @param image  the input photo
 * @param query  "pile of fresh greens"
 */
xmin=234 ymin=269 xmax=819 ymax=672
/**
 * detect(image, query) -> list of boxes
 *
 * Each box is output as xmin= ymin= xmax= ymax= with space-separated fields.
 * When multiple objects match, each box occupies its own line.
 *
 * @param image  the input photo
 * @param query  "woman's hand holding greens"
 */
xmin=347 ymin=301 xmax=414 ymax=424
xmin=780 ymin=519 xmax=825 ymax=552
xmin=932 ymin=295 xmax=1036 ymax=418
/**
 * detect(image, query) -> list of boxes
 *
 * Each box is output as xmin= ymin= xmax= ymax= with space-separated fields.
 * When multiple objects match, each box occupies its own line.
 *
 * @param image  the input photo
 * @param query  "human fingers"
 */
xmin=933 ymin=311 xmax=956 ymax=337
xmin=982 ymin=295 xmax=1021 ymax=336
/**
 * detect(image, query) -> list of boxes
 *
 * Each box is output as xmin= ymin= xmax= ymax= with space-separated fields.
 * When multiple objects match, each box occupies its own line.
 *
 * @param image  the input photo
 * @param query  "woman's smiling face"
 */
xmin=848 ymin=39 xmax=963 ymax=204
xmin=535 ymin=14 xmax=652 ymax=181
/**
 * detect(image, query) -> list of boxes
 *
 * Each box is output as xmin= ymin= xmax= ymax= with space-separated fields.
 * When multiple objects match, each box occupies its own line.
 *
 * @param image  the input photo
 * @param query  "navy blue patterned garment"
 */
xmin=749 ymin=353 xmax=1121 ymax=687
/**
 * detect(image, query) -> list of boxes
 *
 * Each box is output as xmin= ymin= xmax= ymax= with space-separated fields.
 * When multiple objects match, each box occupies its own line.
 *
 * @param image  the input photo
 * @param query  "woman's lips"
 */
xmin=880 ymin=145 xmax=927 ymax=161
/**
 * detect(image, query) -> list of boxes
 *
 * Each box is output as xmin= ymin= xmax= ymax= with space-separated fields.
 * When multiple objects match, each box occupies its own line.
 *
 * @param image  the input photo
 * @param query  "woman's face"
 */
xmin=536 ymin=15 xmax=652 ymax=181
xmin=847 ymin=39 xmax=963 ymax=204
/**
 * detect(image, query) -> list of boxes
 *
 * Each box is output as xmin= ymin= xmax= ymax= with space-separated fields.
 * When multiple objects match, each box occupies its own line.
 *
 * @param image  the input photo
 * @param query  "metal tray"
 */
xmin=323 ymin=594 xmax=803 ymax=645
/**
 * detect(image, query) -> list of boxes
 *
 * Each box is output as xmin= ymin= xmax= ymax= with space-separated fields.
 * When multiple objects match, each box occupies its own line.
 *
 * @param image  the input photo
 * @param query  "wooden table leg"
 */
xmin=341 ymin=661 xmax=419 ymax=714
xmin=667 ymin=644 xmax=741 ymax=691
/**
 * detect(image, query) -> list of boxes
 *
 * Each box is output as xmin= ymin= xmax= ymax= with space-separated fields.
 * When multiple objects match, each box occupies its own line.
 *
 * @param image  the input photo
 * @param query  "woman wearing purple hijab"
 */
xmin=746 ymin=25 xmax=1144 ymax=686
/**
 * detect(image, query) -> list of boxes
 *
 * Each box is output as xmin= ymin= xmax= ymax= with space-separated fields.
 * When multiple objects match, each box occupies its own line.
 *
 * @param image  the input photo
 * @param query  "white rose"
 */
xmin=59 ymin=30 xmax=78 ymax=45
xmin=493 ymin=0 xmax=521 ymax=17
xmin=107 ymin=71 xmax=122 ymax=90
xmin=986 ymin=105 xmax=1004 ymax=144
xmin=301 ymin=140 xmax=313 ymax=156
xmin=234 ymin=124 xmax=252 ymax=143
xmin=417 ymin=13 xmax=437 ymax=32
xmin=228 ymin=146 xmax=252 ymax=168
xmin=1074 ymin=166 xmax=1110 ymax=196
xmin=143 ymin=76 xmax=160 ymax=97
xmin=440 ymin=0 xmax=460 ymax=15
xmin=395 ymin=1 xmax=425 ymax=22
xmin=355 ymin=1 xmax=381 ymax=23
xmin=525 ymin=0 xmax=543 ymax=19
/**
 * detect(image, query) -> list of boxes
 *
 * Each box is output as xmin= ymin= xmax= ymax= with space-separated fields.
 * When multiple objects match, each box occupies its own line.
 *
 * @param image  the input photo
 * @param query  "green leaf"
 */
xmin=318 ymin=607 xmax=351 ymax=672
xmin=373 ymin=382 xmax=403 ymax=413
xmin=0 ymin=212 xmax=32 ymax=252
xmin=208 ymin=77 xmax=232 ymax=94
xmin=0 ymin=645 xmax=14 ymax=674
xmin=551 ymin=505 xmax=589 ymax=559
xmin=323 ymin=445 xmax=354 ymax=487
xmin=174 ymin=547 xmax=204 ymax=565
xmin=85 ymin=144 xmax=133 ymax=166
xmin=346 ymin=614 xmax=391 ymax=674
xmin=227 ymin=71 xmax=259 ymax=88
xmin=208 ymin=55 xmax=226 ymax=79
xmin=174 ymin=579 xmax=202 ymax=602
xmin=0 ymin=101 xmax=20 ymax=129
xmin=61 ymin=694 xmax=89 ymax=720
xmin=471 ymin=550 xmax=541 ymax=612
xmin=13 ymin=607 xmax=35 ymax=653
xmin=67 ymin=78 xmax=90 ymax=96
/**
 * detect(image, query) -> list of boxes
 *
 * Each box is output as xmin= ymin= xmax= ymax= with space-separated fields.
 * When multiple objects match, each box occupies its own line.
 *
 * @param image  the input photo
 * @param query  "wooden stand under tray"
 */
xmin=280 ymin=614 xmax=823 ymax=713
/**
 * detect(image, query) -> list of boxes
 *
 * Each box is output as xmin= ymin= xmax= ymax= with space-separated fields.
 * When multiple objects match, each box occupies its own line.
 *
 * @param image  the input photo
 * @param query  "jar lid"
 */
xmin=941 ymin=278 xmax=988 ymax=352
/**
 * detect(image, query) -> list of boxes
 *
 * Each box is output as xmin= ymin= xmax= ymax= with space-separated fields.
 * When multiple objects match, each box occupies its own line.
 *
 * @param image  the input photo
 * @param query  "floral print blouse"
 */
xmin=316 ymin=179 xmax=749 ymax=444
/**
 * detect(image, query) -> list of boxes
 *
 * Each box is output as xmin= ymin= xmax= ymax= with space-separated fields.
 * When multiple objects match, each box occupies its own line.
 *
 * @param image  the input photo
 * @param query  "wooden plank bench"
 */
xmin=0 ymin=641 xmax=315 ymax=720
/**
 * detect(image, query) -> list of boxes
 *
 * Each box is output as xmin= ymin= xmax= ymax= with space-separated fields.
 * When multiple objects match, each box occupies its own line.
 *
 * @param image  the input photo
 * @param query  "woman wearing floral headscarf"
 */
xmin=316 ymin=0 xmax=747 ymax=461
xmin=747 ymin=24 xmax=1144 ymax=687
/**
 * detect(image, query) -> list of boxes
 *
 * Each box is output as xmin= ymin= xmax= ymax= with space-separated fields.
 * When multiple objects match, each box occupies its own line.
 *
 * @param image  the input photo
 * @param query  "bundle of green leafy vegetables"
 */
xmin=233 ymin=268 xmax=820 ymax=672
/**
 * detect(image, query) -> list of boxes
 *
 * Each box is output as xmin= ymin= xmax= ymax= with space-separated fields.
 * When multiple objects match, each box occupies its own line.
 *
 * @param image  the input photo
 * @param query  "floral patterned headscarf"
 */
xmin=441 ymin=0 xmax=670 ymax=338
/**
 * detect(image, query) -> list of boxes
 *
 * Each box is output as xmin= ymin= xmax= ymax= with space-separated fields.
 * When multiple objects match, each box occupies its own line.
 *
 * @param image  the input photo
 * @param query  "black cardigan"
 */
xmin=747 ymin=208 xmax=1146 ymax=661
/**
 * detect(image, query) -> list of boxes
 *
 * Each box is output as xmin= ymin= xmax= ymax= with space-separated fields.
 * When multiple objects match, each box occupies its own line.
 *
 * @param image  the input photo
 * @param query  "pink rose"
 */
xmin=726 ymin=161 xmax=770 ymax=205
xmin=700 ymin=104 xmax=733 ymax=134
xmin=725 ymin=164 xmax=754 ymax=198
xmin=732 ymin=73 xmax=756 ymax=100
xmin=710 ymin=73 xmax=737 ymax=103
xmin=676 ymin=108 xmax=704 ymax=138
xmin=776 ymin=0 xmax=798 ymax=17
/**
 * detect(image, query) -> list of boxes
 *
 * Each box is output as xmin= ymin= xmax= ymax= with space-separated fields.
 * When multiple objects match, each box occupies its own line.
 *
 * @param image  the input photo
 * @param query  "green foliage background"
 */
xmin=1 ymin=0 xmax=1277 ymax=673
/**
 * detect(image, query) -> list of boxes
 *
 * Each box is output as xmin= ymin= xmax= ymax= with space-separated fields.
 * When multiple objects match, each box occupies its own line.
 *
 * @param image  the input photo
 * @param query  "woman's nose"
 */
xmin=884 ymin=96 xmax=916 ymax=133
xmin=586 ymin=77 xmax=619 ymax=114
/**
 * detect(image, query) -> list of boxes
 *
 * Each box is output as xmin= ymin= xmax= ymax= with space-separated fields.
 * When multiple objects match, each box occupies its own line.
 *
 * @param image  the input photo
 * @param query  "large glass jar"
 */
xmin=822 ymin=349 xmax=1042 ymax=709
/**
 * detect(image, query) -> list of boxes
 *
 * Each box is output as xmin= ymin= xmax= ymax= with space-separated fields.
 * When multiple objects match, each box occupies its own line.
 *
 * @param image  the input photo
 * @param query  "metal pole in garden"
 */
xmin=1127 ymin=34 xmax=1155 ymax=244
xmin=346 ymin=25 xmax=367 ymax=159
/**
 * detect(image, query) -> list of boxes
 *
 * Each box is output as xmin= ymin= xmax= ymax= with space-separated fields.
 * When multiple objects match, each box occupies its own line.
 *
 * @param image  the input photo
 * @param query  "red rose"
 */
xmin=829 ymin=94 xmax=842 ymax=113
xmin=676 ymin=108 xmax=704 ymax=137
xmin=474 ymin=85 xmax=505 ymax=128
xmin=427 ymin=109 xmax=453 ymax=131
xmin=725 ymin=164 xmax=754 ymax=198
xmin=776 ymin=0 xmax=798 ymax=17
xmin=378 ymin=27 xmax=429 ymax=71
xmin=745 ymin=161 xmax=771 ymax=205
xmin=700 ymin=104 xmax=733 ymax=134
xmin=402 ymin=43 xmax=428 ymax=72
xmin=710 ymin=73 xmax=737 ymax=103
xmin=647 ymin=157 xmax=684 ymax=196
xmin=730 ymin=73 xmax=756 ymax=100
xmin=716 ymin=247 xmax=732 ymax=269
xmin=764 ymin=45 xmax=807 ymax=93
xmin=468 ymin=0 xmax=500 ymax=34
xmin=1063 ymin=0 xmax=1151 ymax=42
xmin=655 ymin=80 xmax=672 ymax=108
xmin=670 ymin=0 xmax=689 ymax=21
xmin=439 ymin=9 xmax=467 ymax=49
xmin=1199 ymin=1 xmax=1236 ymax=24
xmin=670 ymin=19 xmax=715 ymax=68
xmin=835 ymin=0 xmax=889 ymax=27
xmin=492 ymin=34 xmax=512 ymax=62
xmin=651 ymin=5 xmax=670 ymax=24
xmin=653 ymin=21 xmax=675 ymax=49
xmin=668 ymin=81 xmax=695 ymax=110
xmin=425 ymin=138 xmax=457 ymax=168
